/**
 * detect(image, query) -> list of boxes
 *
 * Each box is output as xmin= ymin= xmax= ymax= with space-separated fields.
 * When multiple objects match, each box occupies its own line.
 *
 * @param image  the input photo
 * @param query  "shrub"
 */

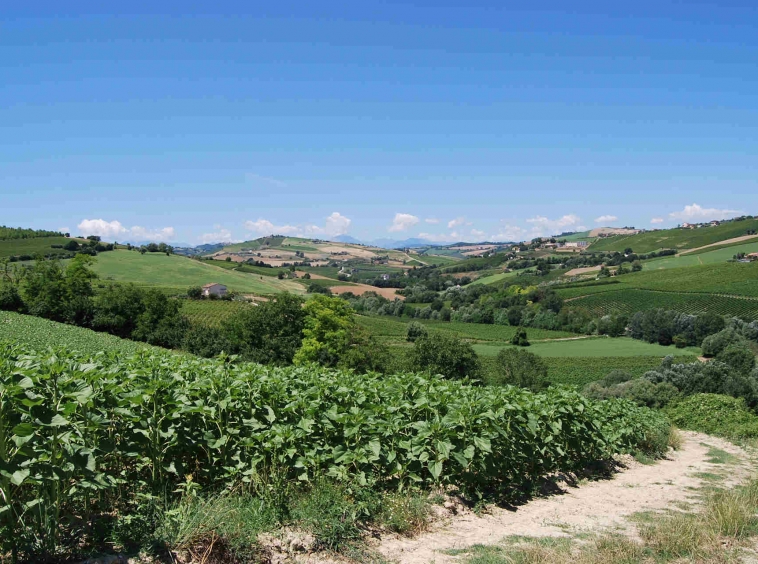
xmin=716 ymin=344 xmax=756 ymax=376
xmin=701 ymin=328 xmax=748 ymax=357
xmin=491 ymin=348 xmax=548 ymax=391
xmin=665 ymin=394 xmax=758 ymax=440
xmin=510 ymin=327 xmax=530 ymax=347
xmin=405 ymin=321 xmax=428 ymax=342
xmin=583 ymin=378 xmax=679 ymax=408
xmin=0 ymin=283 xmax=24 ymax=312
xmin=408 ymin=332 xmax=481 ymax=380
xmin=187 ymin=286 xmax=202 ymax=300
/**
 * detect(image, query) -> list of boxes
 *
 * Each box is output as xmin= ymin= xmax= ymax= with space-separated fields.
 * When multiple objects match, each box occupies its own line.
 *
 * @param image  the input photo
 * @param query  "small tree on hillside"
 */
xmin=510 ymin=327 xmax=530 ymax=347
xmin=493 ymin=348 xmax=549 ymax=391
xmin=408 ymin=333 xmax=480 ymax=380
xmin=405 ymin=321 xmax=428 ymax=342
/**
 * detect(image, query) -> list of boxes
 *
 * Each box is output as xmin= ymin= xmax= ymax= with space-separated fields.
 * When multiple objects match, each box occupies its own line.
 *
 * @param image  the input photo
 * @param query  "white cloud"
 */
xmin=424 ymin=218 xmax=440 ymax=224
xmin=388 ymin=213 xmax=420 ymax=233
xmin=651 ymin=217 xmax=664 ymax=224
xmin=198 ymin=228 xmax=233 ymax=244
xmin=77 ymin=219 xmax=127 ymax=239
xmin=491 ymin=225 xmax=527 ymax=242
xmin=525 ymin=214 xmax=584 ymax=237
xmin=77 ymin=219 xmax=176 ymax=241
xmin=594 ymin=215 xmax=618 ymax=224
xmin=130 ymin=226 xmax=176 ymax=241
xmin=418 ymin=232 xmax=454 ymax=243
xmin=448 ymin=217 xmax=469 ymax=229
xmin=244 ymin=219 xmax=299 ymax=235
xmin=669 ymin=203 xmax=742 ymax=222
xmin=325 ymin=212 xmax=351 ymax=236
xmin=244 ymin=211 xmax=351 ymax=239
xmin=470 ymin=229 xmax=485 ymax=238
xmin=59 ymin=227 xmax=70 ymax=234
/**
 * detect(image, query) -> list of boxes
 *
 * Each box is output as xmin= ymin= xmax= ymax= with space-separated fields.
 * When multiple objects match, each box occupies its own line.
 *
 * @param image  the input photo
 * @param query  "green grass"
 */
xmin=469 ymin=270 xmax=523 ymax=286
xmin=641 ymin=241 xmax=758 ymax=270
xmin=355 ymin=315 xmax=574 ymax=341
xmin=203 ymin=259 xmax=281 ymax=276
xmin=415 ymin=254 xmax=462 ymax=266
xmin=90 ymin=250 xmax=305 ymax=295
xmin=472 ymin=336 xmax=699 ymax=358
xmin=0 ymin=236 xmax=87 ymax=258
xmin=180 ymin=299 xmax=254 ymax=327
xmin=588 ymin=218 xmax=758 ymax=253
xmin=0 ymin=310 xmax=155 ymax=355
xmin=558 ymin=230 xmax=594 ymax=242
xmin=541 ymin=356 xmax=691 ymax=387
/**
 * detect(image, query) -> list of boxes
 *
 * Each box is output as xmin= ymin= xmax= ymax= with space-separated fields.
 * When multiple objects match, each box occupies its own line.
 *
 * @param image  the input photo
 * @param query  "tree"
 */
xmin=701 ymin=328 xmax=747 ymax=357
xmin=93 ymin=284 xmax=148 ymax=338
xmin=631 ymin=261 xmax=642 ymax=272
xmin=0 ymin=282 xmax=24 ymax=312
xmin=187 ymin=286 xmax=202 ymax=300
xmin=293 ymin=295 xmax=355 ymax=367
xmin=225 ymin=256 xmax=232 ymax=262
xmin=406 ymin=321 xmax=428 ymax=342
xmin=717 ymin=344 xmax=756 ymax=376
xmin=492 ymin=348 xmax=548 ymax=391
xmin=222 ymin=293 xmax=306 ymax=365
xmin=507 ymin=306 xmax=524 ymax=326
xmin=510 ymin=327 xmax=530 ymax=346
xmin=408 ymin=332 xmax=480 ymax=380
xmin=131 ymin=288 xmax=188 ymax=348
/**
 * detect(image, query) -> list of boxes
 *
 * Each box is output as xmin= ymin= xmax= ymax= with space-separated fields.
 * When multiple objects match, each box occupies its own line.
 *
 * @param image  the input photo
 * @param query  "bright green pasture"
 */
xmin=180 ymin=299 xmax=254 ymax=327
xmin=91 ymin=250 xmax=304 ymax=295
xmin=469 ymin=269 xmax=523 ymax=286
xmin=355 ymin=315 xmax=574 ymax=341
xmin=472 ymin=337 xmax=699 ymax=358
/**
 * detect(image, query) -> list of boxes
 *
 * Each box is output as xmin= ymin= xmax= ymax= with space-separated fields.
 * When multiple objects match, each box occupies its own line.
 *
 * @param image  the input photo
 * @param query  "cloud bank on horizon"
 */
xmin=73 ymin=203 xmax=747 ymax=245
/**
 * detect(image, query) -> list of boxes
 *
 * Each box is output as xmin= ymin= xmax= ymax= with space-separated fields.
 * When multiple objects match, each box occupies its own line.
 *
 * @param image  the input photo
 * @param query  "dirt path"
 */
xmin=376 ymin=432 xmax=754 ymax=564
xmin=679 ymin=234 xmax=758 ymax=255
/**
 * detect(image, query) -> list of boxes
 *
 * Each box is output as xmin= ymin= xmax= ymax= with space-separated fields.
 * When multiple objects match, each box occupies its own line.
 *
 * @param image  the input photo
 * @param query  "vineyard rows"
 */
xmin=568 ymin=289 xmax=758 ymax=320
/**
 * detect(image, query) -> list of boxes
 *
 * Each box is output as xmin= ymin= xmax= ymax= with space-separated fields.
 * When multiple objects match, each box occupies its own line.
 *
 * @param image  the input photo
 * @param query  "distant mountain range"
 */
xmin=334 ymin=235 xmax=453 ymax=248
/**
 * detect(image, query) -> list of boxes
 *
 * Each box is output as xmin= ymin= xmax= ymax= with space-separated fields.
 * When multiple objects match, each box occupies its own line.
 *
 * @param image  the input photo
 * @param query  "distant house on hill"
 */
xmin=202 ymin=283 xmax=227 ymax=297
xmin=747 ymin=253 xmax=758 ymax=262
xmin=710 ymin=220 xmax=721 ymax=226
xmin=563 ymin=241 xmax=588 ymax=249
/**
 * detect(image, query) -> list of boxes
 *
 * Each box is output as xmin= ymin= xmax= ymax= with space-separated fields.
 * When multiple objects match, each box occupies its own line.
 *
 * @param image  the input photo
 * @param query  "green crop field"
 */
xmin=356 ymin=314 xmax=574 ymax=341
xmin=540 ymin=356 xmax=697 ymax=387
xmin=0 ymin=236 xmax=87 ymax=258
xmin=0 ymin=311 xmax=155 ymax=355
xmin=641 ymin=241 xmax=758 ymax=270
xmin=567 ymin=289 xmax=758 ymax=319
xmin=472 ymin=336 xmax=699 ymax=358
xmin=203 ymin=259 xmax=281 ymax=277
xmin=180 ymin=299 xmax=254 ymax=326
xmin=588 ymin=218 xmax=758 ymax=253
xmin=90 ymin=250 xmax=305 ymax=294
xmin=558 ymin=230 xmax=594 ymax=242
xmin=416 ymin=254 xmax=461 ymax=266
xmin=470 ymin=269 xmax=525 ymax=286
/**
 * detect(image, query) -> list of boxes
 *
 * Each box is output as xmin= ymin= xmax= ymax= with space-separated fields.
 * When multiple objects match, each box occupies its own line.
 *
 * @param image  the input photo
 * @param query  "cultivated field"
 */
xmin=0 ymin=236 xmax=86 ymax=258
xmin=588 ymin=218 xmax=758 ymax=253
xmin=90 ymin=250 xmax=305 ymax=294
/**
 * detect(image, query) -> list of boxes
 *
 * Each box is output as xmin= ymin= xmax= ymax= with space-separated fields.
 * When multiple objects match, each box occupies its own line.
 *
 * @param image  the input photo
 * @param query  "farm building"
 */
xmin=748 ymin=253 xmax=758 ymax=261
xmin=562 ymin=241 xmax=589 ymax=249
xmin=202 ymin=283 xmax=227 ymax=297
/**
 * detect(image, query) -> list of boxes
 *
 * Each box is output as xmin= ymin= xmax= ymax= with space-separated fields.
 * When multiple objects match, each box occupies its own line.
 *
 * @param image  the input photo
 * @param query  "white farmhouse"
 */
xmin=202 ymin=283 xmax=227 ymax=298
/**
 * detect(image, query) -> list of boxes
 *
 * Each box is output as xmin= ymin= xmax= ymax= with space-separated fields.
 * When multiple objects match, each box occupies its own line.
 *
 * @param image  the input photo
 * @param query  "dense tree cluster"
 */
xmin=0 ymin=226 xmax=64 ymax=239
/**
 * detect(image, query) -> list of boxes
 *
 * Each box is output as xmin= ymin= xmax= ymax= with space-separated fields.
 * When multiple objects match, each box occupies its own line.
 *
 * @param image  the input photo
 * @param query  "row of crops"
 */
xmin=1 ymin=343 xmax=669 ymax=559
xmin=179 ymin=299 xmax=253 ymax=327
xmin=567 ymin=289 xmax=758 ymax=320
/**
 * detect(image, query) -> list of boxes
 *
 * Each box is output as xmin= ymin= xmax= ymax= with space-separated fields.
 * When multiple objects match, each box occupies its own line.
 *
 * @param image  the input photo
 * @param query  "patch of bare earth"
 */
xmin=564 ymin=265 xmax=602 ymax=277
xmin=375 ymin=432 xmax=753 ymax=564
xmin=329 ymin=284 xmax=404 ymax=300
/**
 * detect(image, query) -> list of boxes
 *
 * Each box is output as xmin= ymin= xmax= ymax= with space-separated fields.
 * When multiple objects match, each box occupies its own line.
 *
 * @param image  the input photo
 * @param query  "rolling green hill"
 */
xmin=0 ymin=236 xmax=86 ymax=259
xmin=558 ymin=230 xmax=594 ymax=242
xmin=588 ymin=218 xmax=758 ymax=253
xmin=90 ymin=250 xmax=304 ymax=294
xmin=558 ymin=261 xmax=758 ymax=319
xmin=641 ymin=240 xmax=758 ymax=270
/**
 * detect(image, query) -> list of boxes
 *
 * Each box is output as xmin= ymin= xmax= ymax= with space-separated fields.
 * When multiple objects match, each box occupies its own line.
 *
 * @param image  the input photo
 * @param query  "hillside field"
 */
xmin=641 ymin=241 xmax=758 ymax=270
xmin=588 ymin=218 xmax=758 ymax=253
xmin=90 ymin=250 xmax=304 ymax=294
xmin=0 ymin=236 xmax=86 ymax=258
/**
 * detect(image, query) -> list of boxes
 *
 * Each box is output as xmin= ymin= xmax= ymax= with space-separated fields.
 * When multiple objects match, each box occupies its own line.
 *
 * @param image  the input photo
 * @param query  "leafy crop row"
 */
xmin=180 ymin=299 xmax=252 ymax=327
xmin=1 ymin=344 xmax=669 ymax=558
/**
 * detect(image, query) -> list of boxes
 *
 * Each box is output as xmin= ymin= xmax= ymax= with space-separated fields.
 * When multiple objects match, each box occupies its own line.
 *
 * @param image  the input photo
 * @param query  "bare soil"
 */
xmin=329 ymin=283 xmax=404 ymax=300
xmin=375 ymin=432 xmax=754 ymax=564
xmin=564 ymin=265 xmax=602 ymax=277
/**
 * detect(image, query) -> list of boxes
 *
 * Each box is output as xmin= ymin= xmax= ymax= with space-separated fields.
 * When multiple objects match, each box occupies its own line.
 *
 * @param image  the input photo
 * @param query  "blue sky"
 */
xmin=2 ymin=1 xmax=757 ymax=244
